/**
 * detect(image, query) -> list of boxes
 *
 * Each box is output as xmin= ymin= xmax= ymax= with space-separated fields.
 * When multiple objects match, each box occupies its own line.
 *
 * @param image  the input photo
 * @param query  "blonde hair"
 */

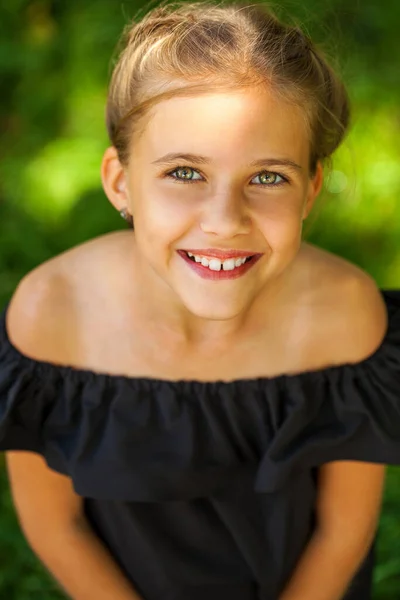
xmin=106 ymin=0 xmax=350 ymax=175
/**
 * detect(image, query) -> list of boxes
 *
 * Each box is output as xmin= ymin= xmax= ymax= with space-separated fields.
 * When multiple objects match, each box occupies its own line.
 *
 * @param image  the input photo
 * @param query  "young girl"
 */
xmin=1 ymin=1 xmax=399 ymax=599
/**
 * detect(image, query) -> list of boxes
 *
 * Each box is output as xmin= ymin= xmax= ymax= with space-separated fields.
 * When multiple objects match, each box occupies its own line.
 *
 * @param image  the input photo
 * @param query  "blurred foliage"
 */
xmin=0 ymin=0 xmax=399 ymax=598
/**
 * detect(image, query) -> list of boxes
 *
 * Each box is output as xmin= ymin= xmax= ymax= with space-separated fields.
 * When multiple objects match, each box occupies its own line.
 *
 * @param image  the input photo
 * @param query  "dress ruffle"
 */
xmin=1 ymin=290 xmax=400 ymax=501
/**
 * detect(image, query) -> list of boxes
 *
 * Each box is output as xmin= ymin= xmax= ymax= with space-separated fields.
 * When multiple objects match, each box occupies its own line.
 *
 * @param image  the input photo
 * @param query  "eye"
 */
xmin=254 ymin=171 xmax=286 ymax=186
xmin=164 ymin=166 xmax=288 ymax=187
xmin=166 ymin=167 xmax=203 ymax=183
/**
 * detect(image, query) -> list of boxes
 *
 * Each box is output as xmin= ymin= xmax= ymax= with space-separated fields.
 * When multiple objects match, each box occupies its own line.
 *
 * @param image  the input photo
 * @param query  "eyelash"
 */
xmin=164 ymin=166 xmax=289 ymax=188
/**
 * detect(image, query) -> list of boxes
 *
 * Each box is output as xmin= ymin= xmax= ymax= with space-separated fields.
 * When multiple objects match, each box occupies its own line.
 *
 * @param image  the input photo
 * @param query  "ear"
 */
xmin=100 ymin=146 xmax=130 ymax=212
xmin=302 ymin=161 xmax=324 ymax=220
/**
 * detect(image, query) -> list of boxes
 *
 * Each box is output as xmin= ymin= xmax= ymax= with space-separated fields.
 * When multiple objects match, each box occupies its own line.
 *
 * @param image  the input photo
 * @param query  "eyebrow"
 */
xmin=151 ymin=152 xmax=303 ymax=172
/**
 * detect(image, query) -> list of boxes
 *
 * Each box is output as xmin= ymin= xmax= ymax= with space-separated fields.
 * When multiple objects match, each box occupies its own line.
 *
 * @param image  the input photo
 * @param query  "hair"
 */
xmin=106 ymin=0 xmax=350 ymax=225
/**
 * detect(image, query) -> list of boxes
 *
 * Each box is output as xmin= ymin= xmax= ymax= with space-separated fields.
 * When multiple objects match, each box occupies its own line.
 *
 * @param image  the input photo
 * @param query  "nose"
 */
xmin=200 ymin=193 xmax=252 ymax=238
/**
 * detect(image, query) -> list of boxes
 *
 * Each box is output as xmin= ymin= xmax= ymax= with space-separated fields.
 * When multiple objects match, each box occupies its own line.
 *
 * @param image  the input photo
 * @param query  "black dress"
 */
xmin=1 ymin=290 xmax=400 ymax=600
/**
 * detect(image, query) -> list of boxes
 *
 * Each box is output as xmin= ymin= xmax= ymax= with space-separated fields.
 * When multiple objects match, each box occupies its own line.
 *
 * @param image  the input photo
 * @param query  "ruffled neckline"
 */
xmin=1 ymin=289 xmax=400 ymax=390
xmin=1 ymin=289 xmax=400 ymax=500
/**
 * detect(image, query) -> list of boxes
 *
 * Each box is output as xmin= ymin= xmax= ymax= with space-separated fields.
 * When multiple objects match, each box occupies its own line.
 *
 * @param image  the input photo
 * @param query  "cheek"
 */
xmin=256 ymin=198 xmax=304 ymax=242
xmin=133 ymin=191 xmax=195 ymax=251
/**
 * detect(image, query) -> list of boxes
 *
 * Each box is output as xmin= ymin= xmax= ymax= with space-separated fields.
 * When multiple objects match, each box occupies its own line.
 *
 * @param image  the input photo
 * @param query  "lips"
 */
xmin=177 ymin=250 xmax=263 ymax=280
xmin=180 ymin=248 xmax=261 ymax=260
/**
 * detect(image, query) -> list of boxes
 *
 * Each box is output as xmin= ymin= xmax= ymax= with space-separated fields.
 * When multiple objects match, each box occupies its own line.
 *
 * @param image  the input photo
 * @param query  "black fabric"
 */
xmin=1 ymin=289 xmax=400 ymax=599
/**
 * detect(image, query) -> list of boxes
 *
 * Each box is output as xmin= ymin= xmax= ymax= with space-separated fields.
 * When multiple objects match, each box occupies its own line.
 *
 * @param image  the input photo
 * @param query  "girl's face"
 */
xmin=102 ymin=87 xmax=323 ymax=327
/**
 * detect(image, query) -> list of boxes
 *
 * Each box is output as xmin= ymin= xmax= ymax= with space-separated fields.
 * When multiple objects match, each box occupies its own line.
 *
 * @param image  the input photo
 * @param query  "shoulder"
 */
xmin=335 ymin=270 xmax=387 ymax=363
xmin=6 ymin=231 xmax=128 ymax=363
xmin=299 ymin=243 xmax=388 ymax=366
xmin=6 ymin=256 xmax=74 ymax=363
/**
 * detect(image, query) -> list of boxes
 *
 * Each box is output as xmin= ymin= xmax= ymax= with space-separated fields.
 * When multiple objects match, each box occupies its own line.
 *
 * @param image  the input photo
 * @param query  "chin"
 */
xmin=177 ymin=291 xmax=251 ymax=322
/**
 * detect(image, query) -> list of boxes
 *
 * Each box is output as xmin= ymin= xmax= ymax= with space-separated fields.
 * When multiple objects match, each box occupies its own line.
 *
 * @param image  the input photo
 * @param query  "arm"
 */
xmin=4 ymin=270 xmax=144 ymax=598
xmin=6 ymin=451 xmax=144 ymax=600
xmin=278 ymin=460 xmax=387 ymax=600
xmin=278 ymin=269 xmax=390 ymax=599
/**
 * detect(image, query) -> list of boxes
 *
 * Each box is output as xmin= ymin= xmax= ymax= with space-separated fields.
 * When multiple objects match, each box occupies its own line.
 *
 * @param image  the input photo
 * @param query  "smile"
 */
xmin=177 ymin=250 xmax=262 ymax=280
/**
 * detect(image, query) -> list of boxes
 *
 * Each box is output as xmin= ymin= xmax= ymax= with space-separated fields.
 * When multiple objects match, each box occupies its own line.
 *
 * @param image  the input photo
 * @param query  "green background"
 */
xmin=0 ymin=0 xmax=399 ymax=597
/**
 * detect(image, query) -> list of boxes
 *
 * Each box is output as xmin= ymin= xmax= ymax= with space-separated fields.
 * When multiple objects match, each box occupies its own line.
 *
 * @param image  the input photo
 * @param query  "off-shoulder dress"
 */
xmin=1 ymin=290 xmax=400 ymax=600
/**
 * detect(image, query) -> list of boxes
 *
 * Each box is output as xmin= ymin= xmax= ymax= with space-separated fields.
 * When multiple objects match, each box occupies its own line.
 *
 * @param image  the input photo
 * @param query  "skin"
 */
xmin=101 ymin=85 xmax=323 ymax=349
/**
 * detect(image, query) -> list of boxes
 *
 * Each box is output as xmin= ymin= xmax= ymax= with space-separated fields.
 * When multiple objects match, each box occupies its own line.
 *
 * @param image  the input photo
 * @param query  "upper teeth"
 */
xmin=186 ymin=252 xmax=249 ymax=271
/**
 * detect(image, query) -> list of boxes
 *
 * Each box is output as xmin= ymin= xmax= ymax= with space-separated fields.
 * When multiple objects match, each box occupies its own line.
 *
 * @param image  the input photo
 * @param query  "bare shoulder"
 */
xmin=6 ymin=259 xmax=72 ymax=363
xmin=301 ymin=242 xmax=388 ymax=365
xmin=6 ymin=230 xmax=127 ymax=362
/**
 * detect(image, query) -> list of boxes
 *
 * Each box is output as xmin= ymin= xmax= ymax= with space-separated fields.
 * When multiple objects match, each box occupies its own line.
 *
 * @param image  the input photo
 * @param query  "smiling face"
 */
xmin=101 ymin=86 xmax=323 ymax=336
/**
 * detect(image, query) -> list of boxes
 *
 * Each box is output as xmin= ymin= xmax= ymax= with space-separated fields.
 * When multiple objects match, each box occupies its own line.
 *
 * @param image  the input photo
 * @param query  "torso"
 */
xmin=12 ymin=230 xmax=371 ymax=382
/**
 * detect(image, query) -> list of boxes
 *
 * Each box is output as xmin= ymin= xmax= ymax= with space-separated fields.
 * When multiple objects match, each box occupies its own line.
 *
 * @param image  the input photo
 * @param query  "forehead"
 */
xmin=136 ymin=87 xmax=310 ymax=163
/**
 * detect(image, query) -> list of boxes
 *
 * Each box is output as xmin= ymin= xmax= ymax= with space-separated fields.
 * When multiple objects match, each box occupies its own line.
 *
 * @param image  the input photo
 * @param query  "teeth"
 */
xmin=209 ymin=259 xmax=221 ymax=271
xmin=222 ymin=258 xmax=236 ymax=271
xmin=186 ymin=252 xmax=250 ymax=271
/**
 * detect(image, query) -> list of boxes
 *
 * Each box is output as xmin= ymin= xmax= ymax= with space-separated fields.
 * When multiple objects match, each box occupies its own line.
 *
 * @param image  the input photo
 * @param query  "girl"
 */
xmin=1 ymin=1 xmax=400 ymax=599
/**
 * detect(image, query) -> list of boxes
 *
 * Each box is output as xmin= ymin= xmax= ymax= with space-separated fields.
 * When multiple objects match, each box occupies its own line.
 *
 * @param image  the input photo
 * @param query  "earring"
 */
xmin=119 ymin=208 xmax=134 ymax=227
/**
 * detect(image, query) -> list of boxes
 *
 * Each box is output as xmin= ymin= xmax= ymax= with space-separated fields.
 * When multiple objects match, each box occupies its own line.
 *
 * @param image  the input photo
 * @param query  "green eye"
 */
xmin=168 ymin=167 xmax=202 ymax=181
xmin=165 ymin=166 xmax=288 ymax=187
xmin=257 ymin=172 xmax=283 ymax=185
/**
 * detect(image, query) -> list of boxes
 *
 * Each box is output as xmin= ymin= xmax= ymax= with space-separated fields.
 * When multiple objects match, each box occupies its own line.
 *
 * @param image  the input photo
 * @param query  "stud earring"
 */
xmin=119 ymin=208 xmax=134 ymax=227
